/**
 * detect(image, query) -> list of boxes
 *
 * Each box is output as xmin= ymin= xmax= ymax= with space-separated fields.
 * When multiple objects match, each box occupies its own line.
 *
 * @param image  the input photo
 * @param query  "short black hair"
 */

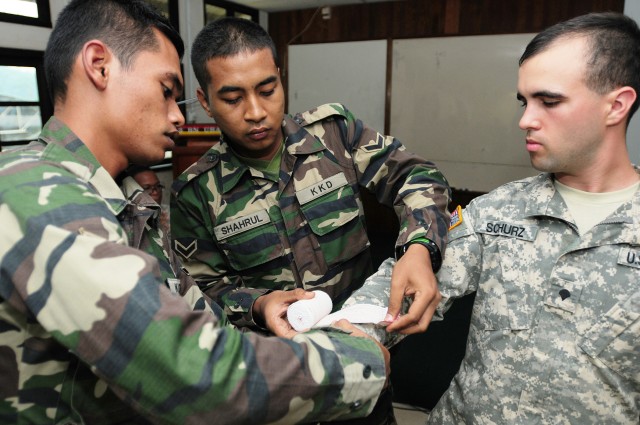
xmin=520 ymin=12 xmax=640 ymax=121
xmin=191 ymin=17 xmax=278 ymax=94
xmin=44 ymin=0 xmax=184 ymax=104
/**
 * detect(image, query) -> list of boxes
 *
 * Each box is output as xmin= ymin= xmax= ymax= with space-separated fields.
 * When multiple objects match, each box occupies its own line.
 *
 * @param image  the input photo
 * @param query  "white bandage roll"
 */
xmin=287 ymin=290 xmax=333 ymax=332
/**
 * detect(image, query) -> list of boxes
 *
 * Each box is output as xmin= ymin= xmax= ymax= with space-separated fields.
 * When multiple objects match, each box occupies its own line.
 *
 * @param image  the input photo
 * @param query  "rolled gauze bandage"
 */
xmin=287 ymin=290 xmax=333 ymax=332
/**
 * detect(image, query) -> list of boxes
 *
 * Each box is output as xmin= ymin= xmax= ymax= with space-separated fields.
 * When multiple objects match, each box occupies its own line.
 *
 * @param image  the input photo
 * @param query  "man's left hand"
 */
xmin=385 ymin=243 xmax=441 ymax=334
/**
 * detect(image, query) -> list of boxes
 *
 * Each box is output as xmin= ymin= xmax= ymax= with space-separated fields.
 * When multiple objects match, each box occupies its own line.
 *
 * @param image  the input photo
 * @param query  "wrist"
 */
xmin=395 ymin=237 xmax=442 ymax=273
xmin=251 ymin=295 xmax=267 ymax=328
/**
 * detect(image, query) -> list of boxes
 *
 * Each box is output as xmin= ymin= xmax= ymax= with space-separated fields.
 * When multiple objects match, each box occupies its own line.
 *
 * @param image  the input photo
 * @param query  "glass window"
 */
xmin=142 ymin=0 xmax=179 ymax=32
xmin=0 ymin=105 xmax=42 ymax=145
xmin=0 ymin=66 xmax=41 ymax=146
xmin=0 ymin=49 xmax=52 ymax=152
xmin=0 ymin=0 xmax=51 ymax=27
xmin=204 ymin=0 xmax=258 ymax=24
xmin=205 ymin=5 xmax=227 ymax=23
xmin=234 ymin=11 xmax=253 ymax=20
xmin=0 ymin=66 xmax=39 ymax=102
xmin=0 ymin=0 xmax=38 ymax=18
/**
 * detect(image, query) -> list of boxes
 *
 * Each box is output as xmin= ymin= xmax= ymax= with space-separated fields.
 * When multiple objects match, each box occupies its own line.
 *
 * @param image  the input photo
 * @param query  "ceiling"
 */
xmin=230 ymin=0 xmax=403 ymax=13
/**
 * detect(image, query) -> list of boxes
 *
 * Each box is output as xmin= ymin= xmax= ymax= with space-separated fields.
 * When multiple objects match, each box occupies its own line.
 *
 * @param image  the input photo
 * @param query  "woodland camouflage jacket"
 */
xmin=0 ymin=117 xmax=386 ymax=424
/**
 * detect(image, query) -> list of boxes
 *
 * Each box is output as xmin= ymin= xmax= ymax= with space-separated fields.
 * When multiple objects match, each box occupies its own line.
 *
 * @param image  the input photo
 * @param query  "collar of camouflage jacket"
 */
xmin=38 ymin=117 xmax=128 ymax=216
xmin=522 ymin=171 xmax=640 ymax=245
xmin=215 ymin=115 xmax=327 ymax=193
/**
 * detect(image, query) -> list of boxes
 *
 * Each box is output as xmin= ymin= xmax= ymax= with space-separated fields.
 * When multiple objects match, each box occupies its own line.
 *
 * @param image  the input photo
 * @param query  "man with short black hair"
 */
xmin=0 ymin=1 xmax=389 ymax=423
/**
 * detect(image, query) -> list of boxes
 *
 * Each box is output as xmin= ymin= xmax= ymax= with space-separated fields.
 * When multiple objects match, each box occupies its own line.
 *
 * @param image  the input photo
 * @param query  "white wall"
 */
xmin=178 ymin=0 xmax=208 ymax=123
xmin=625 ymin=0 xmax=640 ymax=165
xmin=389 ymin=34 xmax=537 ymax=192
xmin=0 ymin=0 xmax=67 ymax=50
xmin=288 ymin=40 xmax=387 ymax=131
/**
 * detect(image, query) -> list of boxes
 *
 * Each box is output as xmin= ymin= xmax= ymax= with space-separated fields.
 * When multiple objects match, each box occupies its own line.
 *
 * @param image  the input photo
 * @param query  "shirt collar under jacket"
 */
xmin=218 ymin=115 xmax=326 ymax=194
xmin=37 ymin=116 xmax=127 ymax=216
xmin=120 ymin=176 xmax=162 ymax=216
xmin=521 ymin=169 xmax=640 ymax=245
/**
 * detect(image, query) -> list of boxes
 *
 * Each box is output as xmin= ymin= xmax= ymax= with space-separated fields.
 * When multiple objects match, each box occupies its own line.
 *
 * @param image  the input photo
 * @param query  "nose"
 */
xmin=170 ymin=99 xmax=186 ymax=127
xmin=244 ymin=94 xmax=267 ymax=123
xmin=518 ymin=105 xmax=540 ymax=131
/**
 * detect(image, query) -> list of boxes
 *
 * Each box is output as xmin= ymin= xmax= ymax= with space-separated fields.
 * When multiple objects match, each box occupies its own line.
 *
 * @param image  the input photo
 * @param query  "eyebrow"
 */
xmin=217 ymin=75 xmax=278 ymax=95
xmin=166 ymin=72 xmax=184 ymax=97
xmin=517 ymin=90 xmax=565 ymax=101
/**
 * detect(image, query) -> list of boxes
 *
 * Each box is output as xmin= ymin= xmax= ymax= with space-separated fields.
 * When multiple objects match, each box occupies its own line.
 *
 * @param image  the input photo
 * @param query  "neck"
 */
xmin=54 ymin=103 xmax=126 ymax=178
xmin=555 ymin=134 xmax=637 ymax=192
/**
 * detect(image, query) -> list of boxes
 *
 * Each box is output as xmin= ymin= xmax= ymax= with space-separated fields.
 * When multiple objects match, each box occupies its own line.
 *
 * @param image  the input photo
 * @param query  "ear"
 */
xmin=606 ymin=86 xmax=637 ymax=126
xmin=196 ymin=87 xmax=212 ymax=117
xmin=81 ymin=40 xmax=110 ymax=91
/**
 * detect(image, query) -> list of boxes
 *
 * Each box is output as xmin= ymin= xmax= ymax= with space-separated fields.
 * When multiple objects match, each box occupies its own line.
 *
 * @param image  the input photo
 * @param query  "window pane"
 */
xmin=234 ymin=12 xmax=252 ymax=20
xmin=0 ymin=66 xmax=39 ymax=102
xmin=205 ymin=5 xmax=226 ymax=24
xmin=0 ymin=105 xmax=42 ymax=142
xmin=144 ymin=0 xmax=169 ymax=19
xmin=0 ymin=0 xmax=38 ymax=18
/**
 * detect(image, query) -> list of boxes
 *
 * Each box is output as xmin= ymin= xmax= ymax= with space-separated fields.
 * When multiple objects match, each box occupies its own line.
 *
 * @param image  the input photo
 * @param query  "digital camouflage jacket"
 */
xmin=0 ymin=117 xmax=386 ymax=424
xmin=171 ymin=103 xmax=450 ymax=327
xmin=429 ymin=173 xmax=640 ymax=424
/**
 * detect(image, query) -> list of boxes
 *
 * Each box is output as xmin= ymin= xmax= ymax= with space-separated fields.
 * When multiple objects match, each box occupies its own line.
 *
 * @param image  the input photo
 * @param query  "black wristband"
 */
xmin=395 ymin=238 xmax=442 ymax=273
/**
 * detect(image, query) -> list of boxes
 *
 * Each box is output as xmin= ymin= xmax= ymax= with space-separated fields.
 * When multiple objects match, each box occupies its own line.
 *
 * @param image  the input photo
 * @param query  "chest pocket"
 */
xmin=215 ymin=209 xmax=284 ymax=271
xmin=296 ymin=173 xmax=369 ymax=267
xmin=578 ymin=292 xmax=640 ymax=383
xmin=577 ymin=249 xmax=640 ymax=383
xmin=478 ymin=221 xmax=539 ymax=330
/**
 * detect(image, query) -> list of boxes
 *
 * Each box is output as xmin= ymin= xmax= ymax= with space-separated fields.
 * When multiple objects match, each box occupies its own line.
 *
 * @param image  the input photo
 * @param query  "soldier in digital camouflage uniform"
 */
xmin=0 ymin=1 xmax=390 ymax=423
xmin=171 ymin=17 xmax=450 ymax=341
xmin=428 ymin=12 xmax=640 ymax=424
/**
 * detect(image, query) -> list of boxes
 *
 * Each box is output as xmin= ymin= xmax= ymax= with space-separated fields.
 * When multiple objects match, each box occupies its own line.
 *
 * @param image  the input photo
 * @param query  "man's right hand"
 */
xmin=252 ymin=288 xmax=314 ymax=338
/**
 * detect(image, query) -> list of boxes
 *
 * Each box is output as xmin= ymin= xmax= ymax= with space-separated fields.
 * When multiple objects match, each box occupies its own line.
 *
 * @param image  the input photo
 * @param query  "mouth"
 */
xmin=248 ymin=127 xmax=269 ymax=141
xmin=164 ymin=132 xmax=178 ymax=148
xmin=525 ymin=138 xmax=542 ymax=152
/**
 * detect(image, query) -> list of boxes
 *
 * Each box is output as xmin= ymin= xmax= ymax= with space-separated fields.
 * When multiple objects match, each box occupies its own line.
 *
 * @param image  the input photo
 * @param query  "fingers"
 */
xmin=266 ymin=290 xmax=319 ymax=336
xmin=332 ymin=318 xmax=365 ymax=336
xmin=385 ymin=251 xmax=442 ymax=333
xmin=271 ymin=316 xmax=296 ymax=337
xmin=385 ymin=283 xmax=403 ymax=323
xmin=291 ymin=288 xmax=315 ymax=301
xmin=332 ymin=320 xmax=391 ymax=380
xmin=386 ymin=291 xmax=440 ymax=334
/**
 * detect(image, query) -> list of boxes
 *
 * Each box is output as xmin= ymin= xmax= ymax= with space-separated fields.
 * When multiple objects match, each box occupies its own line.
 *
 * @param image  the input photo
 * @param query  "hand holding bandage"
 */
xmin=287 ymin=290 xmax=389 ymax=332
xmin=285 ymin=260 xmax=408 ymax=347
xmin=286 ymin=290 xmax=333 ymax=331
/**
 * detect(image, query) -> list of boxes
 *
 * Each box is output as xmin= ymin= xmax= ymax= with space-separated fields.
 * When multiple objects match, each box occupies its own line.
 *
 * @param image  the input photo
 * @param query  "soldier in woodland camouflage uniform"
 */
xmin=172 ymin=17 xmax=450 ymax=341
xmin=428 ymin=13 xmax=640 ymax=424
xmin=172 ymin=19 xmax=450 ymax=423
xmin=0 ymin=1 xmax=391 ymax=424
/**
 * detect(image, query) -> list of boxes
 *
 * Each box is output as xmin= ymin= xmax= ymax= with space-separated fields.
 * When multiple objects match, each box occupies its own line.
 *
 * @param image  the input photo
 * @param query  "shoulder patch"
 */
xmin=449 ymin=205 xmax=463 ymax=230
xmin=293 ymin=103 xmax=348 ymax=127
